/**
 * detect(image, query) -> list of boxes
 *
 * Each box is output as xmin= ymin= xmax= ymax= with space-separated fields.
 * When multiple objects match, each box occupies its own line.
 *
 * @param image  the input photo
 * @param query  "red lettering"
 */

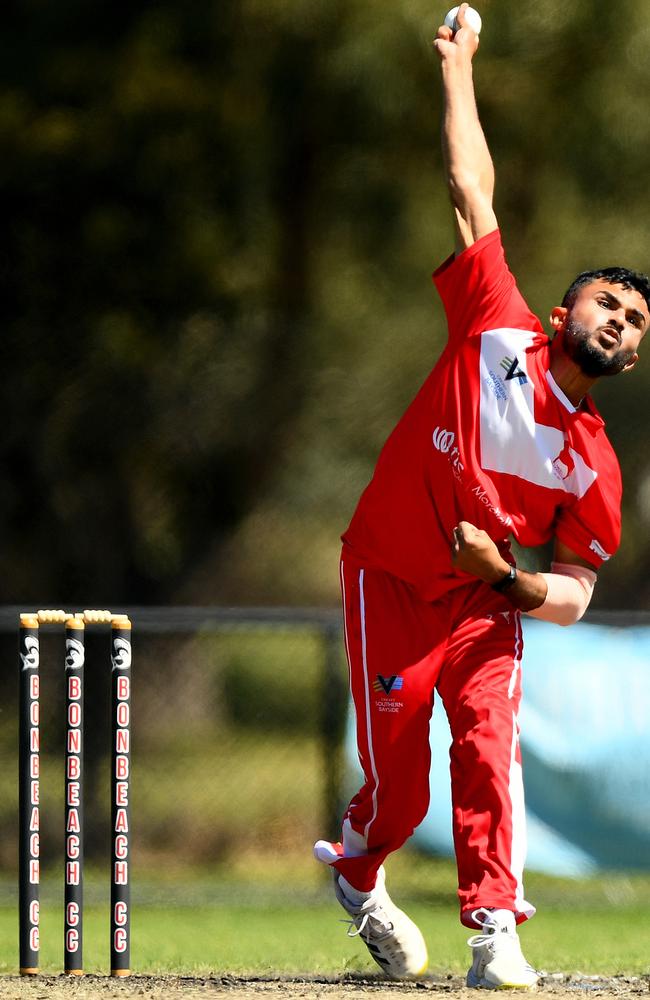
xmin=116 ymin=755 xmax=129 ymax=779
xmin=117 ymin=703 xmax=129 ymax=727
xmin=68 ymin=676 xmax=81 ymax=699
xmin=67 ymin=809 xmax=80 ymax=833
xmin=29 ymin=926 xmax=39 ymax=951
xmin=114 ymin=834 xmax=128 ymax=860
xmin=29 ymin=833 xmax=39 ymax=858
xmin=67 ymin=834 xmax=80 ymax=860
xmin=117 ymin=676 xmax=130 ymax=700
xmin=30 ymin=754 xmax=39 ymax=779
xmin=116 ymin=782 xmax=128 ymax=806
xmin=29 ymin=900 xmax=39 ymax=923
xmin=29 ymin=807 xmax=39 ymax=831
xmin=67 ymin=730 xmax=81 ymax=753
xmin=114 ymin=861 xmax=128 ymax=885
xmin=115 ymin=808 xmax=129 ymax=833
xmin=30 ymin=675 xmax=39 ymax=698
xmin=30 ymin=702 xmax=39 ymax=726
xmin=29 ymin=860 xmax=39 ymax=884
xmin=116 ymin=730 xmax=129 ymax=753
xmin=31 ymin=780 xmax=39 ymax=805
xmin=67 ymin=756 xmax=80 ymax=780
xmin=66 ymin=928 xmax=79 ymax=952
xmin=114 ymin=901 xmax=128 ymax=926
xmin=67 ymin=902 xmax=80 ymax=926
xmin=66 ymin=861 xmax=80 ymax=885
xmin=30 ymin=727 xmax=39 ymax=752
xmin=68 ymin=703 xmax=80 ymax=727
xmin=114 ymin=927 xmax=127 ymax=952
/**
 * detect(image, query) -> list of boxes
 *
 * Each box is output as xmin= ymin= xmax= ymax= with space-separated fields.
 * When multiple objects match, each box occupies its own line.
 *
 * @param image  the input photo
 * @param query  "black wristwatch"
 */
xmin=491 ymin=565 xmax=517 ymax=592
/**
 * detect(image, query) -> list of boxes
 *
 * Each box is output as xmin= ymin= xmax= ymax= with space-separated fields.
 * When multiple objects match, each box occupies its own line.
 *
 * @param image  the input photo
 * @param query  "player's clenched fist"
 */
xmin=451 ymin=520 xmax=507 ymax=583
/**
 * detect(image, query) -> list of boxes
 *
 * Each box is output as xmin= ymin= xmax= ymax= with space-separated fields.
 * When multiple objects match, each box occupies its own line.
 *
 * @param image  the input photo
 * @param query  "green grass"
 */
xmin=2 ymin=858 xmax=650 ymax=977
xmin=2 ymin=903 xmax=649 ymax=978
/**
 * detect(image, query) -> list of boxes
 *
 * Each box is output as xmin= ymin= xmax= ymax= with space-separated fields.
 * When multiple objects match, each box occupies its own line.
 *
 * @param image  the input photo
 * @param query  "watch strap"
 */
xmin=491 ymin=565 xmax=517 ymax=592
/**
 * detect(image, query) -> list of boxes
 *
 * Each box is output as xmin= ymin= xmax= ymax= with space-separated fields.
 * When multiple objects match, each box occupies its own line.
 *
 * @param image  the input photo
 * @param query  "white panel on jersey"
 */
xmin=479 ymin=329 xmax=597 ymax=499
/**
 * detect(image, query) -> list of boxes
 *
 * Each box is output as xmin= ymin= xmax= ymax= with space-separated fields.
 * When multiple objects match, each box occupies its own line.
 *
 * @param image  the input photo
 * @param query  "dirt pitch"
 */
xmin=0 ymin=974 xmax=648 ymax=1000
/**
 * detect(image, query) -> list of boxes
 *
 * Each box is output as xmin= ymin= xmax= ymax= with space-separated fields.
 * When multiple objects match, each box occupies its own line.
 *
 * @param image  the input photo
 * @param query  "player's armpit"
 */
xmin=525 ymin=561 xmax=597 ymax=627
xmin=453 ymin=196 xmax=499 ymax=254
xmin=553 ymin=538 xmax=599 ymax=571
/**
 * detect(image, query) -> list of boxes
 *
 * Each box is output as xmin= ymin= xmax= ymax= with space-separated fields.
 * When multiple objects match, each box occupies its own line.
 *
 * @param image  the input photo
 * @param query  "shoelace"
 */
xmin=467 ymin=931 xmax=503 ymax=950
xmin=465 ymin=907 xmax=537 ymax=979
xmin=340 ymin=907 xmax=394 ymax=939
xmin=466 ymin=929 xmax=536 ymax=975
xmin=341 ymin=915 xmax=368 ymax=938
xmin=466 ymin=907 xmax=519 ymax=953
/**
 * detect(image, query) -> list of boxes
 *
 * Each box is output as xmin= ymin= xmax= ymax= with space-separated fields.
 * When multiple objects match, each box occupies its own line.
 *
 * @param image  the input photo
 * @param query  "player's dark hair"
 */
xmin=562 ymin=267 xmax=650 ymax=312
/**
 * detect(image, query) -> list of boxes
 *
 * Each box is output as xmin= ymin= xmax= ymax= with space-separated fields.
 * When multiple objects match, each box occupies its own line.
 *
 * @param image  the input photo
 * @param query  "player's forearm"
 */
xmin=452 ymin=522 xmax=546 ymax=610
xmin=454 ymin=541 xmax=598 ymax=619
xmin=452 ymin=523 xmax=597 ymax=625
xmin=468 ymin=552 xmax=548 ymax=612
xmin=440 ymin=59 xmax=495 ymax=216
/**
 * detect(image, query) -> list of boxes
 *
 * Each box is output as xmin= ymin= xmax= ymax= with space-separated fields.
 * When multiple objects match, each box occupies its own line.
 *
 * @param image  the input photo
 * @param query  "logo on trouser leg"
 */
xmin=372 ymin=675 xmax=405 ymax=713
xmin=373 ymin=675 xmax=403 ymax=695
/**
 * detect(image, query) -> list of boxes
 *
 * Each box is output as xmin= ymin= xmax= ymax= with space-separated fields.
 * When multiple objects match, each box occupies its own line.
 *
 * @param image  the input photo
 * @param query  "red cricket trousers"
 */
xmin=332 ymin=551 xmax=535 ymax=927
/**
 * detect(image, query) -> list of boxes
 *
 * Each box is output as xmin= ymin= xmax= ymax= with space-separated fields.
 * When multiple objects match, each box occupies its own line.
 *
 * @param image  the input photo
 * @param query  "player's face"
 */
xmin=559 ymin=281 xmax=648 ymax=378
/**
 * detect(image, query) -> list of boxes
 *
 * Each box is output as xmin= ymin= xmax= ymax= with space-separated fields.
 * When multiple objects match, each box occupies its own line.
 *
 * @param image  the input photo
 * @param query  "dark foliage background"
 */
xmin=2 ymin=0 xmax=650 ymax=608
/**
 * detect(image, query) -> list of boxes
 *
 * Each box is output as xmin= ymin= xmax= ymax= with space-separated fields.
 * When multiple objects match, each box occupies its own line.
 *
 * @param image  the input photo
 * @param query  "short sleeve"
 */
xmin=554 ymin=458 xmax=622 ymax=568
xmin=433 ymin=229 xmax=543 ymax=343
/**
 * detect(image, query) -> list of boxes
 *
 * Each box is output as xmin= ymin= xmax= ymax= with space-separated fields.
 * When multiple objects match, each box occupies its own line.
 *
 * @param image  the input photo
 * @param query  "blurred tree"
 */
xmin=0 ymin=0 xmax=648 ymax=607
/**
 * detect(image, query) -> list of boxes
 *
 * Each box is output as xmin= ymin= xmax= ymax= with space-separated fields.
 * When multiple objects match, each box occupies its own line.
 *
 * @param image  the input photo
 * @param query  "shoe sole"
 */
xmin=467 ymin=971 xmax=538 ymax=990
xmin=365 ymin=943 xmax=429 ymax=980
xmin=467 ymin=978 xmax=538 ymax=990
xmin=381 ymin=960 xmax=429 ymax=981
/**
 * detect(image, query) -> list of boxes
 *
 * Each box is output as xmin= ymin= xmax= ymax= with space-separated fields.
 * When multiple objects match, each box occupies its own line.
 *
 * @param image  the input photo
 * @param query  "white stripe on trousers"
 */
xmin=358 ymin=569 xmax=380 ymax=841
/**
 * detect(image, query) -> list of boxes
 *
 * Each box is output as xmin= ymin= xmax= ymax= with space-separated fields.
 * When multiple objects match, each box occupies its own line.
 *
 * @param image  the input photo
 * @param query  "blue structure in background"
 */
xmin=347 ymin=619 xmax=650 ymax=876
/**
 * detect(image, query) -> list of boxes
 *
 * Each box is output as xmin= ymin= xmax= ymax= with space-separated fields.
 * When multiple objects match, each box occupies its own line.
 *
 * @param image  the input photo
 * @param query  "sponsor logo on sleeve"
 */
xmin=589 ymin=539 xmax=611 ymax=561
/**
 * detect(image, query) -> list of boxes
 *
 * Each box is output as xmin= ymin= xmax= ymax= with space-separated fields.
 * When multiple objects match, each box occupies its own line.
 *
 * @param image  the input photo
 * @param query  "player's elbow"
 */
xmin=447 ymin=171 xmax=492 ymax=209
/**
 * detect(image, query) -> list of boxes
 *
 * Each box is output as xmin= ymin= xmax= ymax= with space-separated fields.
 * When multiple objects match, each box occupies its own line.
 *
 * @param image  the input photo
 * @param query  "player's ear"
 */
xmin=549 ymin=306 xmax=567 ymax=333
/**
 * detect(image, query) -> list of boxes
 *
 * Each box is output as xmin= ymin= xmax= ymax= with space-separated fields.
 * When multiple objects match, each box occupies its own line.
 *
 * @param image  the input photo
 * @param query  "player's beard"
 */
xmin=563 ymin=317 xmax=636 ymax=377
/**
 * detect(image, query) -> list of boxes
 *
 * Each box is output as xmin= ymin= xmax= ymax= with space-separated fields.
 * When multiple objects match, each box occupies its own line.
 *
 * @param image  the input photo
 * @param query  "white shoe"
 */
xmin=313 ymin=842 xmax=428 ymax=980
xmin=466 ymin=908 xmax=539 ymax=990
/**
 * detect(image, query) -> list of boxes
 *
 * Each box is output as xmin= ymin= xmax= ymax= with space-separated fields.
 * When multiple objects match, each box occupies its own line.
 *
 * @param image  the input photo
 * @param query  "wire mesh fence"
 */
xmin=0 ymin=607 xmax=349 ymax=892
xmin=2 ymin=605 xmax=648 ymax=900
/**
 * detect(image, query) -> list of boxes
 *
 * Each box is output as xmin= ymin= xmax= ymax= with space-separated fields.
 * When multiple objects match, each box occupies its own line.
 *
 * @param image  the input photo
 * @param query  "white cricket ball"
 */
xmin=444 ymin=5 xmax=482 ymax=35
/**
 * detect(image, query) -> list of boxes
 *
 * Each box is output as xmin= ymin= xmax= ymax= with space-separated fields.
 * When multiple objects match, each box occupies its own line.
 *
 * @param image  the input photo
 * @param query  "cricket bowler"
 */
xmin=314 ymin=3 xmax=650 ymax=989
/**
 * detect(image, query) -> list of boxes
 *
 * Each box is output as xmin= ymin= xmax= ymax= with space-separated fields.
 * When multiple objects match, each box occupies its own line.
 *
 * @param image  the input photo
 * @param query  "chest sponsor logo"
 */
xmin=480 ymin=329 xmax=598 ymax=499
xmin=500 ymin=355 xmax=528 ymax=384
xmin=432 ymin=426 xmax=465 ymax=480
xmin=433 ymin=426 xmax=511 ymax=526
xmin=432 ymin=427 xmax=455 ymax=454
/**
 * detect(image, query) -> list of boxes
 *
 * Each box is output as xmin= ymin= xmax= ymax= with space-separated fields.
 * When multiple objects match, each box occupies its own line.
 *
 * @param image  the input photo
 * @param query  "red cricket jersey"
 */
xmin=342 ymin=229 xmax=622 ymax=602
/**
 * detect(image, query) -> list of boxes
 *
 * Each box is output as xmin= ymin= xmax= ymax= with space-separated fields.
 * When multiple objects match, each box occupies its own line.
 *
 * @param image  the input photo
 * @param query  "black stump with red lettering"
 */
xmin=64 ymin=617 xmax=85 ymax=974
xmin=19 ymin=615 xmax=41 ymax=975
xmin=110 ymin=618 xmax=131 ymax=976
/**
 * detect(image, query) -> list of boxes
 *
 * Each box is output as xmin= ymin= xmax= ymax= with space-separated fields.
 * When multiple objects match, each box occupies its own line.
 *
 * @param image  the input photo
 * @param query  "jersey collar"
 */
xmin=545 ymin=370 xmax=577 ymax=413
xmin=545 ymin=370 xmax=604 ymax=429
